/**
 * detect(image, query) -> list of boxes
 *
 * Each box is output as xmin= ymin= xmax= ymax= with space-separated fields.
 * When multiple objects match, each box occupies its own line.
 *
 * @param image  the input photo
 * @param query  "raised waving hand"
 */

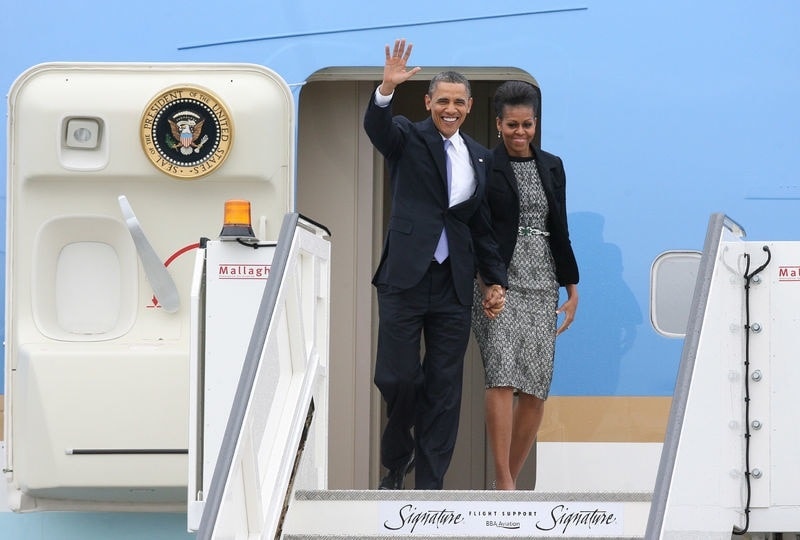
xmin=379 ymin=38 xmax=422 ymax=96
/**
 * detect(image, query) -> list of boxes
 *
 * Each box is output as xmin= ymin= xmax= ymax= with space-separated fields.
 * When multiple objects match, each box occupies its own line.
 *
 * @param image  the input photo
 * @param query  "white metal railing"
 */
xmin=647 ymin=213 xmax=748 ymax=538
xmin=195 ymin=213 xmax=331 ymax=539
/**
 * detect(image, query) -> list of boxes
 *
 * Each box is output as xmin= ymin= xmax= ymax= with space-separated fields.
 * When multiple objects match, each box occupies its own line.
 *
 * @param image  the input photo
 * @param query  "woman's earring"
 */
xmin=497 ymin=131 xmax=501 ymax=139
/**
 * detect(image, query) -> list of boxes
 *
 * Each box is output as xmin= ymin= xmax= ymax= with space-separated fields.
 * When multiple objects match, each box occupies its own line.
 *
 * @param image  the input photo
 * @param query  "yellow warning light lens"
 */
xmin=223 ymin=199 xmax=252 ymax=226
xmin=219 ymin=199 xmax=256 ymax=240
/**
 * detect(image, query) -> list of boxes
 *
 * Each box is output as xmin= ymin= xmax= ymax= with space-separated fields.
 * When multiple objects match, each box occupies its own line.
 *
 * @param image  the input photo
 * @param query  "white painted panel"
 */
xmin=5 ymin=63 xmax=294 ymax=511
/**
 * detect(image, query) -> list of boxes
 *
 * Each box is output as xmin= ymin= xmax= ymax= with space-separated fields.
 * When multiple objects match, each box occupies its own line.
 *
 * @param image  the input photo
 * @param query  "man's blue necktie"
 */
xmin=434 ymin=139 xmax=453 ymax=263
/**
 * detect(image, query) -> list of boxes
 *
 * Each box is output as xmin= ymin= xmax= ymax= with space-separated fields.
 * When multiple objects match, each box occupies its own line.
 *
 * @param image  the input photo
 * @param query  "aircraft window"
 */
xmin=650 ymin=250 xmax=702 ymax=337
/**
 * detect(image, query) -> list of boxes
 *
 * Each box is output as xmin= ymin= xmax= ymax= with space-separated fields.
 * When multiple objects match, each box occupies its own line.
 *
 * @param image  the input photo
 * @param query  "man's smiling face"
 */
xmin=425 ymin=81 xmax=472 ymax=139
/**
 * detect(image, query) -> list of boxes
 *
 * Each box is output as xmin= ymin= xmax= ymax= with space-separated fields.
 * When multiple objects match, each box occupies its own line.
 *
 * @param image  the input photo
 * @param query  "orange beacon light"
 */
xmin=219 ymin=199 xmax=256 ymax=240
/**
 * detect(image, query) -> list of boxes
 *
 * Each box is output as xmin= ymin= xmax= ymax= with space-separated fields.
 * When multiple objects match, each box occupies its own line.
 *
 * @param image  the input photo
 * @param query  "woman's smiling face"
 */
xmin=497 ymin=105 xmax=536 ymax=158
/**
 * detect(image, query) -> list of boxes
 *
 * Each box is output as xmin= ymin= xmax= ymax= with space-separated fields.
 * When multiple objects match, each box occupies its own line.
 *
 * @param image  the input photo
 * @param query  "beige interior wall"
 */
xmin=296 ymin=80 xmax=378 ymax=489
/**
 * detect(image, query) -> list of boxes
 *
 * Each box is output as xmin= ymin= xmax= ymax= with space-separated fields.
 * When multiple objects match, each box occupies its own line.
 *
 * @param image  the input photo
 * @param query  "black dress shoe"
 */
xmin=378 ymin=454 xmax=415 ymax=490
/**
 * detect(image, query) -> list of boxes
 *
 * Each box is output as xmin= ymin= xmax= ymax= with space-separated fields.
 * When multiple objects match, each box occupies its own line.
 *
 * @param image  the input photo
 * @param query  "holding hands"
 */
xmin=478 ymin=277 xmax=506 ymax=320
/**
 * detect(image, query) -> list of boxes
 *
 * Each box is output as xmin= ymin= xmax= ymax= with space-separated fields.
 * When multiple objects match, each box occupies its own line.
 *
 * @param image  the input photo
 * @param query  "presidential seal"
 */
xmin=140 ymin=86 xmax=232 ymax=179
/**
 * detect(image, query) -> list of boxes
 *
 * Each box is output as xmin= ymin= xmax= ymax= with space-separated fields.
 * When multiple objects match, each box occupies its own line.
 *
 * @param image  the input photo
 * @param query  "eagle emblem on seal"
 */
xmin=141 ymin=85 xmax=232 ymax=179
xmin=167 ymin=110 xmax=209 ymax=155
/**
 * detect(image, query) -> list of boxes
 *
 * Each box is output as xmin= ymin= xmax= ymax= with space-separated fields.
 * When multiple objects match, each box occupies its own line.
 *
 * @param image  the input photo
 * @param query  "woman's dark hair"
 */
xmin=493 ymin=80 xmax=539 ymax=118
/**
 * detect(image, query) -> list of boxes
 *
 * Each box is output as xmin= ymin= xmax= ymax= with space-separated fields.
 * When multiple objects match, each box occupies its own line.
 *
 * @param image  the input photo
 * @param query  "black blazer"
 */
xmin=364 ymin=93 xmax=508 ymax=305
xmin=488 ymin=142 xmax=579 ymax=286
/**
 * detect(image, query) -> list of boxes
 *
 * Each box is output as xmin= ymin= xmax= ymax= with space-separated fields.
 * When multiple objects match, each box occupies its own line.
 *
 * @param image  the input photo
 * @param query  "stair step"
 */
xmin=282 ymin=490 xmax=650 ymax=538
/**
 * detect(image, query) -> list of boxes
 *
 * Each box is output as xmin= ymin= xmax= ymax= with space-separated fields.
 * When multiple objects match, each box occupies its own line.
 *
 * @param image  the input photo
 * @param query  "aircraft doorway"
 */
xmin=295 ymin=68 xmax=539 ymax=490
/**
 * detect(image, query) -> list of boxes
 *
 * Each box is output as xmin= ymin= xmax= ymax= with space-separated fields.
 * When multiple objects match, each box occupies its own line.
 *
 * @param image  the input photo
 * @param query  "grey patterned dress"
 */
xmin=472 ymin=157 xmax=559 ymax=399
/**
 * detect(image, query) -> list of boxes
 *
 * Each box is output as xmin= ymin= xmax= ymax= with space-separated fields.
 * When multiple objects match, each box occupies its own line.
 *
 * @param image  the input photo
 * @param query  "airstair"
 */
xmin=194 ymin=213 xmax=800 ymax=539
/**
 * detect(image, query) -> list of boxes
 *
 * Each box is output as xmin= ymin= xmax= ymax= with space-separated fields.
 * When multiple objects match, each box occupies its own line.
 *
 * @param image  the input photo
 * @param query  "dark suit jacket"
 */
xmin=364 ymin=93 xmax=508 ymax=305
xmin=488 ymin=142 xmax=579 ymax=286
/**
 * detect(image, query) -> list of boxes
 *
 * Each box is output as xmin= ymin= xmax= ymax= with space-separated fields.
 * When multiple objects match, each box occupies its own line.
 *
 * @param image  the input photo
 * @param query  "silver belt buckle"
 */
xmin=518 ymin=226 xmax=550 ymax=237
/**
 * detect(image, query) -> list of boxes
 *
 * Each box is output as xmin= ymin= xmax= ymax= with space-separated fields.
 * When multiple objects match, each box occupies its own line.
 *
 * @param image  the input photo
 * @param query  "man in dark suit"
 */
xmin=364 ymin=38 xmax=508 ymax=490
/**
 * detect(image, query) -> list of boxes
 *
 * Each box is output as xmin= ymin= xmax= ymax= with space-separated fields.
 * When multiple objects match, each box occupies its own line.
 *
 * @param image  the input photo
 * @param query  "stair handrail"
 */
xmin=646 ymin=213 xmax=746 ymax=538
xmin=196 ymin=212 xmax=331 ymax=539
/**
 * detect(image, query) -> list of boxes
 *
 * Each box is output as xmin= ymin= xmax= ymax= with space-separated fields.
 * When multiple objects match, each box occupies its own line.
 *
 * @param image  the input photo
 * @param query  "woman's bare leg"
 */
xmin=509 ymin=393 xmax=545 ymax=484
xmin=485 ymin=386 xmax=515 ymax=490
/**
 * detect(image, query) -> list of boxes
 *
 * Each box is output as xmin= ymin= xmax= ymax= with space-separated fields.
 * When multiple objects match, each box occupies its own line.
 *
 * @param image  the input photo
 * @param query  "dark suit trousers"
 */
xmin=374 ymin=259 xmax=472 ymax=490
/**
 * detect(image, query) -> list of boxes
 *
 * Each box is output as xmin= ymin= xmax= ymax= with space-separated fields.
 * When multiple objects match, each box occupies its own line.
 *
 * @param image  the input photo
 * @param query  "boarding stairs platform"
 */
xmin=282 ymin=489 xmax=651 ymax=539
xmin=194 ymin=213 xmax=800 ymax=540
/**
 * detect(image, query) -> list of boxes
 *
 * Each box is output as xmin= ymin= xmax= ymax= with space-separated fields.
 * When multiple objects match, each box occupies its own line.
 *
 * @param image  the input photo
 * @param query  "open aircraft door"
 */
xmin=4 ymin=63 xmax=294 ymax=511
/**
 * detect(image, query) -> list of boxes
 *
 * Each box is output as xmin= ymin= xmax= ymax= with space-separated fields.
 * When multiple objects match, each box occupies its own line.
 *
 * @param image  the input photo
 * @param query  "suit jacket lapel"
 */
xmin=532 ymin=147 xmax=553 ymax=192
xmin=419 ymin=118 xmax=450 ymax=194
xmin=533 ymin=144 xmax=562 ymax=225
xmin=494 ymin=143 xmax=520 ymax=199
xmin=463 ymin=136 xmax=486 ymax=194
xmin=532 ymin=146 xmax=560 ymax=216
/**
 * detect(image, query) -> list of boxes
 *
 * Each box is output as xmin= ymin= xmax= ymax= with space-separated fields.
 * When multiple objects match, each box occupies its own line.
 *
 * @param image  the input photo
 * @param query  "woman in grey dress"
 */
xmin=473 ymin=80 xmax=579 ymax=490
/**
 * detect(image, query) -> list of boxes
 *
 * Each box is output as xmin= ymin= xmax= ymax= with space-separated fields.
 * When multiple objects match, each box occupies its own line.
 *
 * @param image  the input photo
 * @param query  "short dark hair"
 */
xmin=493 ymin=80 xmax=539 ymax=118
xmin=428 ymin=71 xmax=472 ymax=97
